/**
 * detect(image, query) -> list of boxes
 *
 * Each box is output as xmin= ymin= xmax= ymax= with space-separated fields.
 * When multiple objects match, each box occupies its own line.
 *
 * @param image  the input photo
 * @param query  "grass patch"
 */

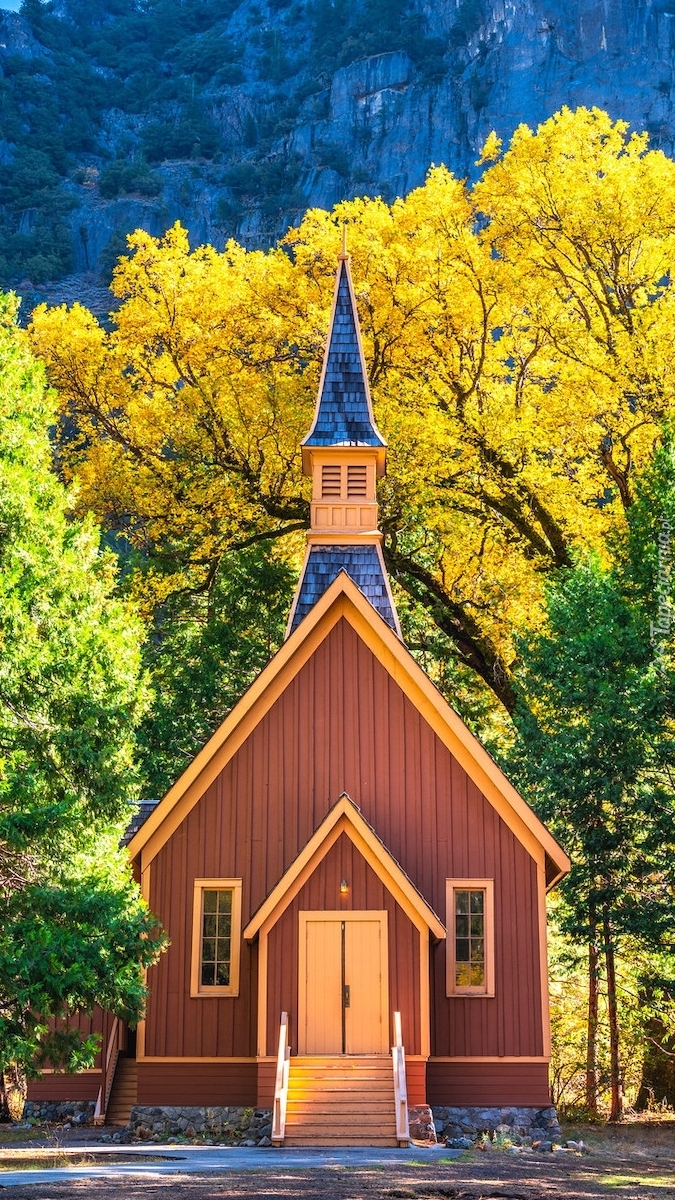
xmin=0 ymin=1152 xmax=171 ymax=1172
xmin=596 ymin=1173 xmax=675 ymax=1189
xmin=0 ymin=1127 xmax=45 ymax=1146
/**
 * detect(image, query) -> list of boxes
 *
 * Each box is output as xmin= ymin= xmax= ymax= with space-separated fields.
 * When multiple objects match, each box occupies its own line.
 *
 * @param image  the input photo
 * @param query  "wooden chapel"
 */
xmin=29 ymin=248 xmax=570 ymax=1146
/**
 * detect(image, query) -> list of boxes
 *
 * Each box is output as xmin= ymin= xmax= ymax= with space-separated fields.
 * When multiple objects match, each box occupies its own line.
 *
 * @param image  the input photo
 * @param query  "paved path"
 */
xmin=0 ymin=1143 xmax=462 ymax=1186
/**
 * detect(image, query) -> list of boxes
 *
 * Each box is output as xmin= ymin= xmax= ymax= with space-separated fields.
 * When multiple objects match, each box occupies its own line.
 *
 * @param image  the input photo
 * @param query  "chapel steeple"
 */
xmin=287 ymin=245 xmax=401 ymax=638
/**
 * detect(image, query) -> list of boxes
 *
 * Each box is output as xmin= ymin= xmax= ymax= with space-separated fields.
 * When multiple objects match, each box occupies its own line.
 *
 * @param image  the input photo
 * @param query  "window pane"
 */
xmin=470 ymin=914 xmax=484 ymax=937
xmin=470 ymin=891 xmax=484 ymax=914
xmin=203 ymin=914 xmax=216 ymax=938
xmin=216 ymin=962 xmax=231 ymax=986
xmin=456 ymin=937 xmax=470 ymax=962
xmin=471 ymin=938 xmax=484 ymax=963
xmin=203 ymin=891 xmax=218 ymax=913
xmin=455 ymin=891 xmax=469 ymax=914
xmin=216 ymin=913 xmax=232 ymax=939
xmin=202 ymin=938 xmax=216 ymax=962
xmin=471 ymin=963 xmax=485 ymax=987
xmin=455 ymin=963 xmax=471 ymax=987
xmin=201 ymin=963 xmax=215 ymax=987
xmin=455 ymin=914 xmax=469 ymax=938
xmin=217 ymin=892 xmax=232 ymax=915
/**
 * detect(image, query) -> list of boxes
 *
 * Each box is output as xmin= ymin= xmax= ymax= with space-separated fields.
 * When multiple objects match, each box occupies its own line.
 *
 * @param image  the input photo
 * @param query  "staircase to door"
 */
xmin=105 ymin=1057 xmax=137 ymax=1127
xmin=283 ymin=1056 xmax=400 ymax=1147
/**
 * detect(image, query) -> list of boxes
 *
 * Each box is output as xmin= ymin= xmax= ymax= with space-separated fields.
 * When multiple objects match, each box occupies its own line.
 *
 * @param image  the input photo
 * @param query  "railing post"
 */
xmin=94 ymin=1016 xmax=120 ymax=1125
xmin=392 ymin=1011 xmax=410 ymax=1146
xmin=271 ymin=1012 xmax=290 ymax=1146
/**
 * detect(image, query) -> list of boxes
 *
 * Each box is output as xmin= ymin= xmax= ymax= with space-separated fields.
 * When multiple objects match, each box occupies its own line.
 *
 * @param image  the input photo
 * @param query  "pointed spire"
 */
xmin=301 ymin=253 xmax=386 ymax=461
xmin=287 ymin=249 xmax=401 ymax=640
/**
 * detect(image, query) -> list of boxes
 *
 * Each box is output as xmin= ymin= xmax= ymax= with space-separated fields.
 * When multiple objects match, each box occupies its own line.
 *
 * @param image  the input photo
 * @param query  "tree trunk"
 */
xmin=585 ymin=905 xmax=600 ymax=1116
xmin=602 ymin=906 xmax=623 ymax=1121
xmin=1 ymin=1064 xmax=27 ymax=1123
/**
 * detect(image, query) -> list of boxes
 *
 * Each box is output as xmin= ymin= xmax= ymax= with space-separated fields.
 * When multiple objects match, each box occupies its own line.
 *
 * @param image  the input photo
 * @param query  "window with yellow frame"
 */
xmin=446 ymin=879 xmax=495 ymax=997
xmin=190 ymin=879 xmax=242 ymax=997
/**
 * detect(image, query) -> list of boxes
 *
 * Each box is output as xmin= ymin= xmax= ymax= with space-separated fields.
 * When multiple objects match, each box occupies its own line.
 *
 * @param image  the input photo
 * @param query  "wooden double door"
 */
xmin=298 ymin=911 xmax=389 ymax=1055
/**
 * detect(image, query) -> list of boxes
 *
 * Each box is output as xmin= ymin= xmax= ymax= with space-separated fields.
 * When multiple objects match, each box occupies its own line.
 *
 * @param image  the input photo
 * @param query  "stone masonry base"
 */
xmin=127 ymin=1106 xmax=273 ymax=1145
xmin=23 ymin=1099 xmax=561 ymax=1149
xmin=432 ymin=1105 xmax=562 ymax=1144
xmin=23 ymin=1101 xmax=95 ymax=1125
xmin=122 ymin=1103 xmax=560 ymax=1148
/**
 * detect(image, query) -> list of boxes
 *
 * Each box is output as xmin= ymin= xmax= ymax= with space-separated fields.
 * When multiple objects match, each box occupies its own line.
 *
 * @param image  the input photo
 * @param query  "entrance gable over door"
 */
xmin=244 ymin=797 xmax=444 ymax=1059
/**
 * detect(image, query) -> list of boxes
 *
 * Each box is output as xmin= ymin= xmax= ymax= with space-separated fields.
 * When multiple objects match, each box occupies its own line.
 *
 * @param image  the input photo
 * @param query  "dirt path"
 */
xmin=2 ymin=1152 xmax=674 ymax=1200
xmin=2 ymin=1121 xmax=674 ymax=1199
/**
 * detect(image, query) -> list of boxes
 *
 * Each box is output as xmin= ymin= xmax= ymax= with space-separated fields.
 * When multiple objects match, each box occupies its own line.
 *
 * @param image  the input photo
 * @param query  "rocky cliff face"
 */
xmin=2 ymin=0 xmax=675 ymax=308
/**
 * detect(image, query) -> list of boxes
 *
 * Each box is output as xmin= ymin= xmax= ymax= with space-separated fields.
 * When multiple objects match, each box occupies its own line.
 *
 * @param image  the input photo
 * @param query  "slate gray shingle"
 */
xmin=303 ymin=261 xmax=385 ymax=449
xmin=290 ymin=547 xmax=396 ymax=633
xmin=121 ymin=799 xmax=160 ymax=847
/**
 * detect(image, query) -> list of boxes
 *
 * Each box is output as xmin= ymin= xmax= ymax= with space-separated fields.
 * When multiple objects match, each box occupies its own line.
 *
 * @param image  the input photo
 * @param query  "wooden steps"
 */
xmin=105 ymin=1057 xmax=137 ymax=1127
xmin=282 ymin=1056 xmax=404 ymax=1147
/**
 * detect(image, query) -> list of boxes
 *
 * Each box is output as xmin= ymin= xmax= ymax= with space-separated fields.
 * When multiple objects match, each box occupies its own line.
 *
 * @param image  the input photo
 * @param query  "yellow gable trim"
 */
xmin=243 ymin=794 xmax=446 ymax=942
xmin=127 ymin=573 xmax=569 ymax=885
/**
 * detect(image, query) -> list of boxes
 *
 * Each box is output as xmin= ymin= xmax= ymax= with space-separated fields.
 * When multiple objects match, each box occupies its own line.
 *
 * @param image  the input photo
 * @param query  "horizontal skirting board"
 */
xmin=138 ymin=1056 xmax=257 ymax=1064
xmin=430 ymin=1056 xmax=549 ymax=1063
xmin=137 ymin=1054 xmax=545 ymax=1064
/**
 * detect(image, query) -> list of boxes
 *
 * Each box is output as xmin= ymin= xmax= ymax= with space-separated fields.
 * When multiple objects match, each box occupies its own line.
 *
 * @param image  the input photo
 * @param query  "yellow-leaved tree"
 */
xmin=29 ymin=107 xmax=675 ymax=717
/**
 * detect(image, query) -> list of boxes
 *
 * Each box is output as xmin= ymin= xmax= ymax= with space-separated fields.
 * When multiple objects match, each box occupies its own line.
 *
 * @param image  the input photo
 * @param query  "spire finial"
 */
xmin=340 ymin=221 xmax=348 ymax=260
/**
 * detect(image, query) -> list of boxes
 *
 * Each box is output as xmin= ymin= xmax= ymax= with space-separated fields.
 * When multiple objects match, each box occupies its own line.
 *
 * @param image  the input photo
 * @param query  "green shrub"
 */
xmin=98 ymin=159 xmax=162 ymax=200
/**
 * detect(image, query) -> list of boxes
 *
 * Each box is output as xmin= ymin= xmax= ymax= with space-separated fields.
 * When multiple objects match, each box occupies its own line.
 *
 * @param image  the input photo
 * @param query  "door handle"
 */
xmin=343 ymin=984 xmax=350 ymax=1008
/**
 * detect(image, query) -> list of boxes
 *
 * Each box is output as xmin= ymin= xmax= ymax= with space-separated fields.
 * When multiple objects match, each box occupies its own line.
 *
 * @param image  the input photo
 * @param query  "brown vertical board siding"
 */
xmin=264 ymin=833 xmax=420 ymax=1055
xmin=30 ymin=1008 xmax=110 ymax=1074
xmin=427 ymin=1062 xmax=550 ymax=1107
xmin=144 ymin=618 xmax=544 ymax=1067
xmin=137 ymin=1064 xmax=257 ymax=1107
xmin=25 ymin=1009 xmax=111 ymax=1103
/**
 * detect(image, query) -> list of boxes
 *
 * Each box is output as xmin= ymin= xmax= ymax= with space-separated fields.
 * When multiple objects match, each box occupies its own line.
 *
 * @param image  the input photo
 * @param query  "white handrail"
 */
xmin=94 ymin=1016 xmax=120 ymax=1124
xmin=271 ymin=1011 xmax=290 ymax=1146
xmin=392 ymin=1011 xmax=409 ymax=1145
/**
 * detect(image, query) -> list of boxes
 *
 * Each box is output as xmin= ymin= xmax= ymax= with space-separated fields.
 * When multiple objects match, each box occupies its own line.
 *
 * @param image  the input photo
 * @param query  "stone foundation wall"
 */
xmin=432 ymin=1105 xmax=562 ymax=1146
xmin=127 ymin=1105 xmax=273 ymax=1145
xmin=23 ymin=1100 xmax=95 ymax=1125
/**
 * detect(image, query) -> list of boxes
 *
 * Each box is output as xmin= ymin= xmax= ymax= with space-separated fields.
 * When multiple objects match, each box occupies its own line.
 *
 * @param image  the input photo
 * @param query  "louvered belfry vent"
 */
xmin=322 ymin=464 xmax=342 ymax=497
xmin=347 ymin=465 xmax=367 ymax=498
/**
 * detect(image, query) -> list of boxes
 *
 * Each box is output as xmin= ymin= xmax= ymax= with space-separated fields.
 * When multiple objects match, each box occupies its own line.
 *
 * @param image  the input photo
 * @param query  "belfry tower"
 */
xmin=286 ymin=247 xmax=401 ymax=637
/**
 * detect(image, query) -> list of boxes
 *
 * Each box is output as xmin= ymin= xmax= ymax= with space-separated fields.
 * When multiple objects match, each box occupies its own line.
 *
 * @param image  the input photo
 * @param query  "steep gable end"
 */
xmin=126 ymin=573 xmax=569 ymax=887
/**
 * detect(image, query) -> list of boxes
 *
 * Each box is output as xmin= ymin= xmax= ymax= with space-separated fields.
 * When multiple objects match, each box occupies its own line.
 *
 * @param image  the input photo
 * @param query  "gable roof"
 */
xmin=126 ymin=572 xmax=570 ymax=889
xmin=301 ymin=255 xmax=385 ymax=461
xmin=243 ymin=793 xmax=445 ymax=941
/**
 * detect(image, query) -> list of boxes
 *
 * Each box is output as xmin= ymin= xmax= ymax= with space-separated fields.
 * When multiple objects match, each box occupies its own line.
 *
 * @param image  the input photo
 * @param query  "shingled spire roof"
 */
xmin=302 ymin=255 xmax=386 ymax=453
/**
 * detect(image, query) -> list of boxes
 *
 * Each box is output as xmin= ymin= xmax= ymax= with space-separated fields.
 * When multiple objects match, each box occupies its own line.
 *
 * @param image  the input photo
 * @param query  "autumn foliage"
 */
xmin=16 ymin=104 xmax=675 ymax=1118
xmin=29 ymin=108 xmax=675 ymax=719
